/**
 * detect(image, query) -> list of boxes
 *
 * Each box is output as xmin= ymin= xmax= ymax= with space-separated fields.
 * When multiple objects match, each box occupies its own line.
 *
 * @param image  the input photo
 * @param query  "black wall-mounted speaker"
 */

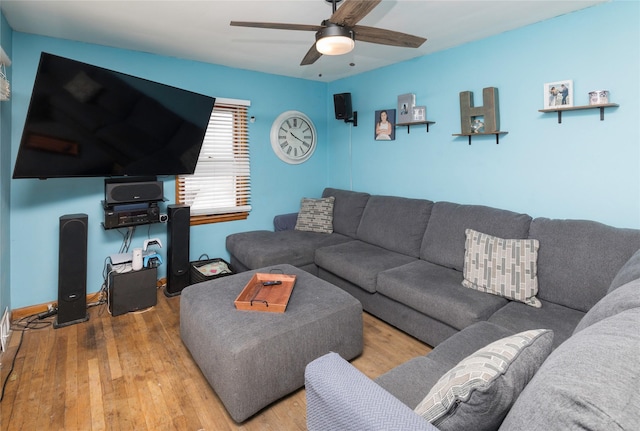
xmin=165 ymin=204 xmax=191 ymax=296
xmin=105 ymin=177 xmax=164 ymax=204
xmin=55 ymin=214 xmax=89 ymax=328
xmin=333 ymin=93 xmax=353 ymax=120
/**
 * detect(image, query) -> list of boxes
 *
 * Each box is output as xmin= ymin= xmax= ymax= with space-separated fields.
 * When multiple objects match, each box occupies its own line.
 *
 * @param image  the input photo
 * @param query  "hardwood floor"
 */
xmin=0 ymin=288 xmax=430 ymax=430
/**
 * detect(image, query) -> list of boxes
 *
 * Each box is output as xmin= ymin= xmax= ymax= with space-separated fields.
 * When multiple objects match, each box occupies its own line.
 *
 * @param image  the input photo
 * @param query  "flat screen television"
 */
xmin=13 ymin=52 xmax=216 ymax=179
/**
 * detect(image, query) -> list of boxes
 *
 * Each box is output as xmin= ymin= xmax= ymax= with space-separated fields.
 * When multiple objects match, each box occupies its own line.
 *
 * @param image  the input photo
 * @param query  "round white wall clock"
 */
xmin=270 ymin=110 xmax=317 ymax=164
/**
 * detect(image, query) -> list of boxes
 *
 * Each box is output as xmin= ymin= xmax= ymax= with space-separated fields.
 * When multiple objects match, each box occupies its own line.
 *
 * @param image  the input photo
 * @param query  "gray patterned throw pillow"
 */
xmin=414 ymin=329 xmax=554 ymax=431
xmin=462 ymin=229 xmax=541 ymax=308
xmin=294 ymin=196 xmax=335 ymax=233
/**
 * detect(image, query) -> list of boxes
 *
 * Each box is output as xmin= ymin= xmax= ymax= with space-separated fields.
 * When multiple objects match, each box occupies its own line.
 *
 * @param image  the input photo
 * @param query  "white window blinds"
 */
xmin=177 ymin=99 xmax=251 ymax=222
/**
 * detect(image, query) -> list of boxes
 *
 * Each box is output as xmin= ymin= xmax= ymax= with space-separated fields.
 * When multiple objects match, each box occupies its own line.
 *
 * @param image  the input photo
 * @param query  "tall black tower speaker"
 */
xmin=165 ymin=204 xmax=191 ymax=296
xmin=333 ymin=93 xmax=353 ymax=120
xmin=55 ymin=214 xmax=89 ymax=328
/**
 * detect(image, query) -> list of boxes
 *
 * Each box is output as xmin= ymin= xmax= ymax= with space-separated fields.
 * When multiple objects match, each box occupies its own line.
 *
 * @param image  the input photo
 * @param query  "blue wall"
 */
xmin=327 ymin=0 xmax=639 ymax=228
xmin=4 ymin=0 xmax=640 ymax=309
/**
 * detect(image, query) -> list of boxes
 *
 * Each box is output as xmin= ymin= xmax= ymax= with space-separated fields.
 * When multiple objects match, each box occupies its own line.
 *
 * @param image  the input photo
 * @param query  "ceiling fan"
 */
xmin=230 ymin=0 xmax=427 ymax=66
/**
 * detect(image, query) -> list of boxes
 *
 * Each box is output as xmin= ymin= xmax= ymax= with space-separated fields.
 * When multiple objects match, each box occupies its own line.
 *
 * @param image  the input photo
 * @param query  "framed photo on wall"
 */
xmin=412 ymin=106 xmax=426 ymax=122
xmin=544 ymin=80 xmax=573 ymax=109
xmin=397 ymin=93 xmax=415 ymax=123
xmin=374 ymin=109 xmax=396 ymax=141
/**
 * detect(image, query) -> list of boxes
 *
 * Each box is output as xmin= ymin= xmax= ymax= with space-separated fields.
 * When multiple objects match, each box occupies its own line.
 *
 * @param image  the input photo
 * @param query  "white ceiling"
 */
xmin=2 ymin=0 xmax=606 ymax=82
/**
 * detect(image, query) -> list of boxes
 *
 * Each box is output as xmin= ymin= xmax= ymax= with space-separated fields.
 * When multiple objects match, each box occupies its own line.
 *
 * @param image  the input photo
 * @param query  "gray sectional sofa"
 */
xmin=225 ymin=187 xmax=640 ymax=430
xmin=226 ymin=188 xmax=640 ymax=347
xmin=304 ymin=256 xmax=640 ymax=430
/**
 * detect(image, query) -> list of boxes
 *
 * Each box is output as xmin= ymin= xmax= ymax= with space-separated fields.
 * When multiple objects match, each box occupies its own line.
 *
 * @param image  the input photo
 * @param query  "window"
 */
xmin=176 ymin=98 xmax=251 ymax=225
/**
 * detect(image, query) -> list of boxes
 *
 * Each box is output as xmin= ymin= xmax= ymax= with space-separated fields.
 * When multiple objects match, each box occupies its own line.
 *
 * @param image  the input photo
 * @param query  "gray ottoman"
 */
xmin=180 ymin=264 xmax=363 ymax=422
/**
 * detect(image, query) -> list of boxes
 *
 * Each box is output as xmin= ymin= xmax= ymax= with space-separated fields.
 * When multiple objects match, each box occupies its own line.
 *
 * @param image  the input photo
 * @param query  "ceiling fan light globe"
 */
xmin=316 ymin=35 xmax=355 ymax=55
xmin=315 ymin=23 xmax=355 ymax=56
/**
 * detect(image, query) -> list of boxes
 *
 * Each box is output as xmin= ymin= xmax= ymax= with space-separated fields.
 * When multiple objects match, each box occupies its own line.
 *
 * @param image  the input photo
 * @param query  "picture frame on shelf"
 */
xmin=397 ymin=93 xmax=415 ymax=123
xmin=374 ymin=109 xmax=396 ymax=141
xmin=543 ymin=80 xmax=573 ymax=109
xmin=412 ymin=106 xmax=426 ymax=122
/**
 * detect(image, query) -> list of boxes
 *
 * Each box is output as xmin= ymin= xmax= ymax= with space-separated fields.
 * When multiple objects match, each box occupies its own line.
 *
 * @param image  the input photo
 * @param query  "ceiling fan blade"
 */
xmin=230 ymin=21 xmax=322 ymax=32
xmin=329 ymin=0 xmax=381 ymax=27
xmin=300 ymin=44 xmax=323 ymax=66
xmin=353 ymin=25 xmax=427 ymax=48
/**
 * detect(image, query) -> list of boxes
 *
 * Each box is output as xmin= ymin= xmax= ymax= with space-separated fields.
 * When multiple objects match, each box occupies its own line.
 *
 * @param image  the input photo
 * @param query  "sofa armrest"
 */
xmin=305 ymin=352 xmax=438 ymax=431
xmin=273 ymin=212 xmax=298 ymax=231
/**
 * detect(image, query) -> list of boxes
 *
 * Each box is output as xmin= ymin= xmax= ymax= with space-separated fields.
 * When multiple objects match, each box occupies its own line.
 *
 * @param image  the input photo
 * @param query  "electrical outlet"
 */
xmin=1 ymin=306 xmax=10 ymax=353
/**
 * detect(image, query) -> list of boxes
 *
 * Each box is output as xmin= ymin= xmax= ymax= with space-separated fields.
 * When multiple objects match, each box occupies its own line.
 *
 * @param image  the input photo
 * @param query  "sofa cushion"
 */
xmin=322 ymin=188 xmax=370 ymax=238
xmin=488 ymin=300 xmax=584 ymax=349
xmin=376 ymin=322 xmax=517 ymax=409
xmin=573 ymin=277 xmax=640 ymax=334
xmin=376 ymin=356 xmax=453 ymax=410
xmin=529 ymin=218 xmax=640 ymax=312
xmin=421 ymin=202 xmax=532 ymax=271
xmin=608 ymin=247 xmax=640 ymax=294
xmin=226 ymin=230 xmax=351 ymax=269
xmin=414 ymin=329 xmax=554 ymax=431
xmin=315 ymin=240 xmax=416 ymax=293
xmin=426 ymin=321 xmax=518 ymax=370
xmin=356 ymin=195 xmax=433 ymax=258
xmin=295 ymin=196 xmax=335 ymax=233
xmin=377 ymin=260 xmax=508 ymax=330
xmin=462 ymin=229 xmax=541 ymax=308
xmin=499 ymin=308 xmax=640 ymax=431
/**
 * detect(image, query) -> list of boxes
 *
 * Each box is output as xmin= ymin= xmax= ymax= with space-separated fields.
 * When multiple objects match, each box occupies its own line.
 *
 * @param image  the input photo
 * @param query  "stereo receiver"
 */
xmin=103 ymin=202 xmax=160 ymax=229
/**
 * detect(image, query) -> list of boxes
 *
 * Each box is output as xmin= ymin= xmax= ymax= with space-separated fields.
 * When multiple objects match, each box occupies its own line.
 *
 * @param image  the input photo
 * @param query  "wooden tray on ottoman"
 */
xmin=234 ymin=273 xmax=297 ymax=313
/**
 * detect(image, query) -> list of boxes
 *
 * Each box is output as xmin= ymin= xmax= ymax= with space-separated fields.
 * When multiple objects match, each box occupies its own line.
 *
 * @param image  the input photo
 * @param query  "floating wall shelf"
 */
xmin=452 ymin=131 xmax=508 ymax=145
xmin=538 ymin=103 xmax=619 ymax=124
xmin=396 ymin=120 xmax=436 ymax=133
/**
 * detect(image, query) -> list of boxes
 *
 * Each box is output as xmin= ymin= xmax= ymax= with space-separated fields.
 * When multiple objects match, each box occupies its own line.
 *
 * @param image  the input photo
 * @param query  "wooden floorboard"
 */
xmin=0 ymin=287 xmax=430 ymax=430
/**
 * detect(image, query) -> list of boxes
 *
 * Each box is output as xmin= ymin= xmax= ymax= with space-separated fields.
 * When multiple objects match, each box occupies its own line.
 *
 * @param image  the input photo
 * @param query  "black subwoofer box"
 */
xmin=108 ymin=266 xmax=158 ymax=316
